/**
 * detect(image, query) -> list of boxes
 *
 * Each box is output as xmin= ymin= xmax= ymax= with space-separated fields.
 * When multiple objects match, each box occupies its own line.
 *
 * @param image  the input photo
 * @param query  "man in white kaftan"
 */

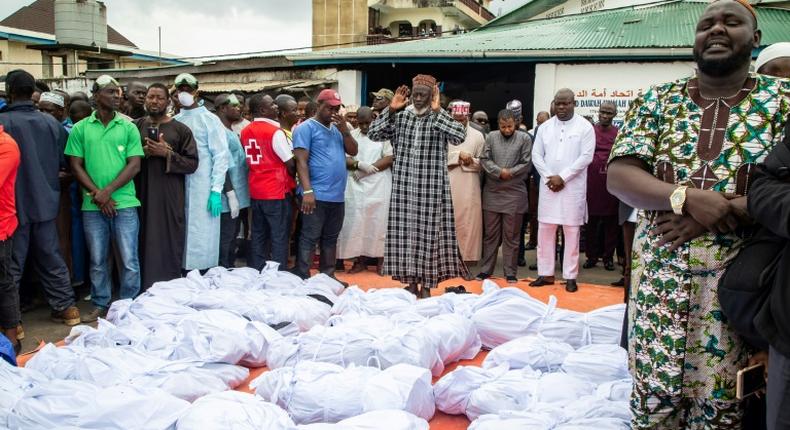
xmin=172 ymin=73 xmax=230 ymax=270
xmin=447 ymin=101 xmax=484 ymax=264
xmin=337 ymin=107 xmax=393 ymax=274
xmin=529 ymin=89 xmax=595 ymax=293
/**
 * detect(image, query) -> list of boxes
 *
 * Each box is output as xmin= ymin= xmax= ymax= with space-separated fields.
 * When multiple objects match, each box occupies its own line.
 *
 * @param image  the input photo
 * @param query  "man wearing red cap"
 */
xmin=292 ymin=89 xmax=358 ymax=281
xmin=368 ymin=74 xmax=468 ymax=298
xmin=608 ymin=0 xmax=790 ymax=427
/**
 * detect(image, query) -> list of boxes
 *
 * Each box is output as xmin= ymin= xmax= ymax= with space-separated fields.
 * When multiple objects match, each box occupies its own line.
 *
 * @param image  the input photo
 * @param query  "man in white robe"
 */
xmin=529 ymin=88 xmax=595 ymax=293
xmin=337 ymin=107 xmax=393 ymax=274
xmin=447 ymin=101 xmax=484 ymax=265
xmin=172 ymin=73 xmax=230 ymax=271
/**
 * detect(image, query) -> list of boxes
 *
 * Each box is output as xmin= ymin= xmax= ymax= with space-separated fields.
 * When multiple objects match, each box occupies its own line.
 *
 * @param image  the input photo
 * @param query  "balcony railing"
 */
xmin=450 ymin=0 xmax=496 ymax=21
xmin=366 ymin=33 xmax=440 ymax=45
xmin=371 ymin=0 xmax=496 ymax=22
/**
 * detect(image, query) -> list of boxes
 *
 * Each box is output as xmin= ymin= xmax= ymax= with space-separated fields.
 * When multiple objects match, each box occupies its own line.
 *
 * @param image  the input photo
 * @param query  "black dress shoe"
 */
xmin=529 ymin=276 xmax=555 ymax=287
xmin=611 ymin=277 xmax=625 ymax=287
xmin=506 ymin=275 xmax=518 ymax=284
xmin=604 ymin=260 xmax=615 ymax=271
xmin=582 ymin=260 xmax=597 ymax=269
xmin=525 ymin=243 xmax=537 ymax=251
xmin=475 ymin=272 xmax=491 ymax=281
xmin=529 ymin=264 xmax=538 ymax=270
xmin=517 ymin=257 xmax=527 ymax=267
xmin=565 ymin=279 xmax=578 ymax=293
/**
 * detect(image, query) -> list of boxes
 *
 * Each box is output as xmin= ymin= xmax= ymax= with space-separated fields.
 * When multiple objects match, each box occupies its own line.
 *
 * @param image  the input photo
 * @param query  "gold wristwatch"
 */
xmin=670 ymin=185 xmax=688 ymax=215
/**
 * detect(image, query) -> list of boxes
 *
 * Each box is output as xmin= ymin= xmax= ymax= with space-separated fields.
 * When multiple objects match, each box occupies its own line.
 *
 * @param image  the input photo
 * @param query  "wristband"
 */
xmin=303 ymin=189 xmax=314 ymax=195
xmin=353 ymin=161 xmax=359 ymax=171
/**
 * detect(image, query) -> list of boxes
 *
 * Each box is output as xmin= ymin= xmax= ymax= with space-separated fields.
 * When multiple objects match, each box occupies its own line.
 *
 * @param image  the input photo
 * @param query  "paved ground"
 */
xmin=15 ymin=247 xmax=625 ymax=354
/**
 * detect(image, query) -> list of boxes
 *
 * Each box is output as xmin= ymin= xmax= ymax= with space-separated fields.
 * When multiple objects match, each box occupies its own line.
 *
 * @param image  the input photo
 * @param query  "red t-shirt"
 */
xmin=0 ymin=125 xmax=20 ymax=240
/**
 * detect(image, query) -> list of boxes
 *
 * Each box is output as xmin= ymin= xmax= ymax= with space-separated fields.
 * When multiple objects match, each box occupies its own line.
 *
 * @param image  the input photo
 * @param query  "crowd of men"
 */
xmin=1 ymin=0 xmax=790 ymax=428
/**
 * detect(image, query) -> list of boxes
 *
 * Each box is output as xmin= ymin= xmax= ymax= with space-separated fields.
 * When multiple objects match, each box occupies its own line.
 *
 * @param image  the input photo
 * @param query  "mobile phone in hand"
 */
xmin=147 ymin=126 xmax=159 ymax=142
xmin=736 ymin=363 xmax=766 ymax=400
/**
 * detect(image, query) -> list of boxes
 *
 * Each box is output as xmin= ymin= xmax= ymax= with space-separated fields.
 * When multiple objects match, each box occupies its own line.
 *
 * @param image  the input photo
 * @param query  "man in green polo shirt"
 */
xmin=65 ymin=75 xmax=144 ymax=323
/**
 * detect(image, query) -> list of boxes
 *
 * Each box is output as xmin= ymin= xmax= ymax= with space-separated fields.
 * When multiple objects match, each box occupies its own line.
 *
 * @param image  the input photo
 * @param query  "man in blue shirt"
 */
xmin=292 ymin=89 xmax=358 ymax=281
xmin=0 ymin=70 xmax=80 ymax=326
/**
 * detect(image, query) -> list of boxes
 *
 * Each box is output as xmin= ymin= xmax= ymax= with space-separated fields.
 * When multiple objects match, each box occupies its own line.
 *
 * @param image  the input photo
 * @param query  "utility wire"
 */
xmin=0 ymin=15 xmax=530 ymax=67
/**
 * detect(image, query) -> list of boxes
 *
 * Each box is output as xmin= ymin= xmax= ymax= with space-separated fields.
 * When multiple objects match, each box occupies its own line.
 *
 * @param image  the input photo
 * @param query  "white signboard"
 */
xmin=533 ymin=62 xmax=697 ymax=126
xmin=532 ymin=0 xmax=661 ymax=20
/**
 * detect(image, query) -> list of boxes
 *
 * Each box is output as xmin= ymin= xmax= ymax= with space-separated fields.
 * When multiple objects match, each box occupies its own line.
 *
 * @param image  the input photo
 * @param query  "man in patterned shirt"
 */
xmin=368 ymin=75 xmax=469 ymax=298
xmin=607 ymin=0 xmax=790 ymax=428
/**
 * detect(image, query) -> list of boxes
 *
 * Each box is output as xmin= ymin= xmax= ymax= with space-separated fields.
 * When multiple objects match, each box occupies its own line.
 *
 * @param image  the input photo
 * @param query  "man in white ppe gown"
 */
xmin=337 ymin=107 xmax=393 ymax=275
xmin=173 ymin=73 xmax=230 ymax=271
xmin=529 ymin=88 xmax=595 ymax=293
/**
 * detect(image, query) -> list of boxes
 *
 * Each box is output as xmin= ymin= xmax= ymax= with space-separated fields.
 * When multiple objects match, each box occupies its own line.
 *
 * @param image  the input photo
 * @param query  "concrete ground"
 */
xmin=15 ymin=247 xmax=625 ymax=354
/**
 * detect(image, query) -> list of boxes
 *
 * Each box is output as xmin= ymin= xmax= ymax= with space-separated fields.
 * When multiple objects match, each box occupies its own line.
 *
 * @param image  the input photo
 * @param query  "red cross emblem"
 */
xmin=245 ymin=138 xmax=262 ymax=165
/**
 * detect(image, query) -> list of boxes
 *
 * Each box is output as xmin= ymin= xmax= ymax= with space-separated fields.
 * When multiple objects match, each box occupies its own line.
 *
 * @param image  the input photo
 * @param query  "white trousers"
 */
xmin=537 ymin=222 xmax=580 ymax=280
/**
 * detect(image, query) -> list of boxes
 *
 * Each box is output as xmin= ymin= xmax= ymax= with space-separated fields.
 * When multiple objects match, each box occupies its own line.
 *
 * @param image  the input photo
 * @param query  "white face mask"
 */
xmin=178 ymin=91 xmax=195 ymax=108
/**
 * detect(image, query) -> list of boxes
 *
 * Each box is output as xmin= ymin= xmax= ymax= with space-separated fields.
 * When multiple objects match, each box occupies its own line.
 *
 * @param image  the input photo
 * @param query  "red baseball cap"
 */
xmin=317 ymin=89 xmax=342 ymax=107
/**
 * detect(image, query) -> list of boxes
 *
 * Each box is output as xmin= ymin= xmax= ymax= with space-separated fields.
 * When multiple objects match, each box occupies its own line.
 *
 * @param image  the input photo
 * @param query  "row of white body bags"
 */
xmin=470 ymin=281 xmax=624 ymax=349
xmin=251 ymin=361 xmax=435 ymax=424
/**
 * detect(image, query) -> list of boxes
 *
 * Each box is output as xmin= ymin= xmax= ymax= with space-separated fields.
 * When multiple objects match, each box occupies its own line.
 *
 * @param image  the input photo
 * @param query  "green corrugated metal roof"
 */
xmin=291 ymin=1 xmax=790 ymax=63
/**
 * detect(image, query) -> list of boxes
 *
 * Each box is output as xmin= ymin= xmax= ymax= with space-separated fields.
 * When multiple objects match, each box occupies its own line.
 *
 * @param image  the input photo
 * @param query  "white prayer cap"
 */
xmin=39 ymin=91 xmax=64 ymax=108
xmin=755 ymin=42 xmax=790 ymax=72
xmin=506 ymin=99 xmax=523 ymax=116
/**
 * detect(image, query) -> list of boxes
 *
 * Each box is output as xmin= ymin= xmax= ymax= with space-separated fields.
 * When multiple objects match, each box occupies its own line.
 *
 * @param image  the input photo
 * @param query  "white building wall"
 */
xmin=533 ymin=61 xmax=697 ymax=125
xmin=336 ymin=69 xmax=363 ymax=106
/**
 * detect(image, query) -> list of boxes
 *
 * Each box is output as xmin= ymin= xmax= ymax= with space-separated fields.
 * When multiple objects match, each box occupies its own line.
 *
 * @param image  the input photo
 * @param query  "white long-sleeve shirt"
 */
xmin=531 ymin=114 xmax=595 ymax=225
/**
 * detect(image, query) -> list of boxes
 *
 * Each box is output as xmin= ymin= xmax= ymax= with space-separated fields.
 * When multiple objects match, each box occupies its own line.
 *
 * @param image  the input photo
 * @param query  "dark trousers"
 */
xmin=0 ymin=239 xmax=19 ymax=329
xmin=294 ymin=200 xmax=344 ymax=279
xmin=480 ymin=211 xmax=523 ymax=277
xmin=219 ymin=211 xmax=241 ymax=268
xmin=69 ymin=181 xmax=86 ymax=283
xmin=250 ymin=199 xmax=292 ymax=271
xmin=519 ymin=175 xmax=540 ymax=257
xmin=768 ymin=346 xmax=790 ymax=430
xmin=518 ymin=213 xmax=529 ymax=260
xmin=11 ymin=221 xmax=74 ymax=311
xmin=585 ymin=215 xmax=619 ymax=262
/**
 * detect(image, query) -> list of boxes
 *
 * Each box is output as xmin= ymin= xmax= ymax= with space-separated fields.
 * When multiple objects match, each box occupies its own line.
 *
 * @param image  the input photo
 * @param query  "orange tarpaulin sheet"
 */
xmin=18 ymin=271 xmax=624 ymax=429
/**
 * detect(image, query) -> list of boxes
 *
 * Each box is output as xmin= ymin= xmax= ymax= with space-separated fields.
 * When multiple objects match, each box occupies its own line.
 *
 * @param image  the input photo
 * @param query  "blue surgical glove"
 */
xmin=207 ymin=191 xmax=222 ymax=217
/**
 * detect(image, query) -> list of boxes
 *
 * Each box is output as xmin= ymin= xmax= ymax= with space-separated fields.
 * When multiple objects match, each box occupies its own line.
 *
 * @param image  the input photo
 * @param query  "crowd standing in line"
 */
xmin=1 ymin=5 xmax=790 ymax=425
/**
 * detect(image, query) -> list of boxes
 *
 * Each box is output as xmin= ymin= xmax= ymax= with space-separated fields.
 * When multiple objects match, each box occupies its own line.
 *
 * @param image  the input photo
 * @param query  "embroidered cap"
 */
xmin=39 ymin=92 xmax=65 ymax=107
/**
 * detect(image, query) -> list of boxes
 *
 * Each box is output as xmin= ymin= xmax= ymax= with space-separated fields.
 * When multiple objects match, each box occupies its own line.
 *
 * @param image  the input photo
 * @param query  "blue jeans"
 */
xmin=83 ymin=208 xmax=140 ymax=309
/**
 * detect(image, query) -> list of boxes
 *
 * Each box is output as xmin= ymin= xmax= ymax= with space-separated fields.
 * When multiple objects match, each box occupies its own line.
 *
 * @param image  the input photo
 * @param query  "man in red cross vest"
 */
xmin=241 ymin=93 xmax=295 ymax=270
